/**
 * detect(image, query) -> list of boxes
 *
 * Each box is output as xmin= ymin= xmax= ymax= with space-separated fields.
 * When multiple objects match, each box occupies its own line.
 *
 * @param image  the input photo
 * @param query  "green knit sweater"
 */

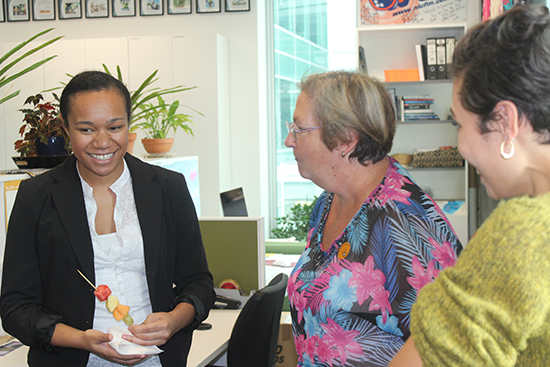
xmin=411 ymin=192 xmax=550 ymax=366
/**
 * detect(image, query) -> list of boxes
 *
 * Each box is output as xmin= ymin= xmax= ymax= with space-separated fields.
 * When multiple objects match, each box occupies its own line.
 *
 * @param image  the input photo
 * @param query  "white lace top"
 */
xmin=78 ymin=160 xmax=161 ymax=367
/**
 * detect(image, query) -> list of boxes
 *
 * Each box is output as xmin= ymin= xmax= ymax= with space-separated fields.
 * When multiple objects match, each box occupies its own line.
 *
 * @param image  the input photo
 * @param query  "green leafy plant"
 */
xmin=102 ymin=64 xmax=196 ymax=131
xmin=1 ymin=28 xmax=62 ymax=105
xmin=133 ymin=95 xmax=198 ymax=139
xmin=271 ymin=197 xmax=318 ymax=242
xmin=14 ymin=93 xmax=71 ymax=157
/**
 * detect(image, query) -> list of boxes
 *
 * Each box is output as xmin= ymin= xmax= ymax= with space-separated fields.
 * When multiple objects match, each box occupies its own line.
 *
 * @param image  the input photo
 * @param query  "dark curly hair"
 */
xmin=451 ymin=4 xmax=550 ymax=142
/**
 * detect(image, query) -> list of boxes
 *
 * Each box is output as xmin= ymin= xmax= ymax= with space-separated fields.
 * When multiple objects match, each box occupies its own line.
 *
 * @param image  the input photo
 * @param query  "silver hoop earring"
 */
xmin=500 ymin=139 xmax=515 ymax=160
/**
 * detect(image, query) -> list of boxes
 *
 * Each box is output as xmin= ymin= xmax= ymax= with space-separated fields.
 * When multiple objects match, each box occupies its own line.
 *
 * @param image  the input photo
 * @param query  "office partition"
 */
xmin=199 ymin=217 xmax=264 ymax=295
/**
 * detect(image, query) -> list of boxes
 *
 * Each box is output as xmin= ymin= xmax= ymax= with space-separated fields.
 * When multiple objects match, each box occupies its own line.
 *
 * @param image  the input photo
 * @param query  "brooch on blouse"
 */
xmin=338 ymin=242 xmax=350 ymax=260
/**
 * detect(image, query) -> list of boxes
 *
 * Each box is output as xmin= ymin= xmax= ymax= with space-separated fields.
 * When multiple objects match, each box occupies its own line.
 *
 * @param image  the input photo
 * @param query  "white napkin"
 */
xmin=107 ymin=326 xmax=163 ymax=355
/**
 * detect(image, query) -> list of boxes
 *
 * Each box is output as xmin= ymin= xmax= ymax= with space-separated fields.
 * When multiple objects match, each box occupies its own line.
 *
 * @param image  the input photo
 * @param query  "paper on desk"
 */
xmin=265 ymin=253 xmax=300 ymax=267
xmin=0 ymin=337 xmax=23 ymax=357
xmin=107 ymin=327 xmax=163 ymax=356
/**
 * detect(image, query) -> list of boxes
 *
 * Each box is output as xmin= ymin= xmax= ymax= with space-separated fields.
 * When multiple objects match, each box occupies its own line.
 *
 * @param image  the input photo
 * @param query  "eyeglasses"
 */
xmin=286 ymin=121 xmax=321 ymax=142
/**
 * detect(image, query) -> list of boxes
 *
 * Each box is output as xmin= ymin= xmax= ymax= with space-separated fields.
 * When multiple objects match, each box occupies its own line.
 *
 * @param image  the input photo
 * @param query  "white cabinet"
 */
xmin=357 ymin=24 xmax=470 ymax=245
xmin=0 ymin=173 xmax=31 ymax=336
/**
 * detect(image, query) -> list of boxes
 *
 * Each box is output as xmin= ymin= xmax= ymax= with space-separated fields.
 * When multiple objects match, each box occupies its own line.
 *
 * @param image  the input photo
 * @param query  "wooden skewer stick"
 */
xmin=77 ymin=269 xmax=96 ymax=290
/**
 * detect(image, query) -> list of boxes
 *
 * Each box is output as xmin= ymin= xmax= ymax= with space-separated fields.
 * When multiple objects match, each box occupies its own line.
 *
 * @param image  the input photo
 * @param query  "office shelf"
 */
xmin=357 ymin=22 xmax=469 ymax=243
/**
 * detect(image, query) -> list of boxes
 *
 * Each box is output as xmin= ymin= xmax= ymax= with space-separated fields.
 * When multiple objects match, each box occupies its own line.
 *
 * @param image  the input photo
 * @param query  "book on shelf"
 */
xmin=400 ymin=94 xmax=432 ymax=100
xmin=402 ymin=99 xmax=434 ymax=104
xmin=404 ymin=113 xmax=439 ymax=121
xmin=425 ymin=36 xmax=455 ymax=80
xmin=445 ymin=37 xmax=456 ymax=79
xmin=404 ymin=103 xmax=433 ymax=110
xmin=399 ymin=95 xmax=439 ymax=121
xmin=436 ymin=38 xmax=447 ymax=80
xmin=403 ymin=111 xmax=438 ymax=117
xmin=415 ymin=44 xmax=427 ymax=81
xmin=399 ymin=96 xmax=433 ymax=105
xmin=426 ymin=38 xmax=437 ymax=80
xmin=404 ymin=108 xmax=434 ymax=114
xmin=401 ymin=97 xmax=434 ymax=106
xmin=403 ymin=114 xmax=440 ymax=121
xmin=386 ymin=87 xmax=398 ymax=120
xmin=358 ymin=46 xmax=368 ymax=74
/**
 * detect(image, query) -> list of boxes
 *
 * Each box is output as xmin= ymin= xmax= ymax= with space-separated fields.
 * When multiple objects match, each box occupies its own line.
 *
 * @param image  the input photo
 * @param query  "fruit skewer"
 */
xmin=77 ymin=269 xmax=134 ymax=326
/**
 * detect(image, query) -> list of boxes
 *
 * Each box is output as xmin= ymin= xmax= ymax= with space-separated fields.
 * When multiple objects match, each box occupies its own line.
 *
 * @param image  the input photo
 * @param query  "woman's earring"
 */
xmin=341 ymin=150 xmax=346 ymax=158
xmin=500 ymin=138 xmax=515 ymax=159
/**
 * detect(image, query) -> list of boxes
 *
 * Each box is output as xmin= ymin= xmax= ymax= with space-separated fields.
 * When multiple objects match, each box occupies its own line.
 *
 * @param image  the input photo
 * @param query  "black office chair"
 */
xmin=226 ymin=273 xmax=289 ymax=367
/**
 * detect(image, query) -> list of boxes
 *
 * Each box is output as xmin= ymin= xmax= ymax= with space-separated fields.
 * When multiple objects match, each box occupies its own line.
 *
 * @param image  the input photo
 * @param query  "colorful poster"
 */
xmin=59 ymin=0 xmax=82 ymax=18
xmin=7 ymin=0 xmax=29 ymax=21
xmin=360 ymin=0 xmax=467 ymax=26
xmin=168 ymin=0 xmax=191 ymax=14
xmin=86 ymin=0 xmax=108 ymax=17
xmin=33 ymin=0 xmax=55 ymax=19
xmin=482 ymin=0 xmax=526 ymax=21
xmin=112 ymin=0 xmax=135 ymax=16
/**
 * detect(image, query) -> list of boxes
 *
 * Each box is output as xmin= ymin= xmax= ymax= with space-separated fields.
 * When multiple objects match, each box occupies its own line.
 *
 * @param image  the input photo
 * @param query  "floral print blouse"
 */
xmin=288 ymin=157 xmax=462 ymax=367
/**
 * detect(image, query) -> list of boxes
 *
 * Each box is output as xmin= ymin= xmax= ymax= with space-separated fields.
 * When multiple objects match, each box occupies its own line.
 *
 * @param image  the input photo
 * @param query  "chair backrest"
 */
xmin=227 ymin=273 xmax=289 ymax=367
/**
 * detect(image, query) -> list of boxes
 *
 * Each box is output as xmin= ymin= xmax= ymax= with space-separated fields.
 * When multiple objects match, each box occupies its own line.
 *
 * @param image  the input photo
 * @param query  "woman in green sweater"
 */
xmin=390 ymin=4 xmax=550 ymax=367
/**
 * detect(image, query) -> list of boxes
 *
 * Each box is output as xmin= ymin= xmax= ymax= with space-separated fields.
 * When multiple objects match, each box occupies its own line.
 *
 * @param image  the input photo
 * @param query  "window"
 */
xmin=272 ymin=0 xmax=357 ymax=228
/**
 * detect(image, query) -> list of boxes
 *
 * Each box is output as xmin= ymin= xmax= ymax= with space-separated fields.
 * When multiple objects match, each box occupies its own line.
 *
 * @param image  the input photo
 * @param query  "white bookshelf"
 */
xmin=357 ymin=23 xmax=470 ymax=245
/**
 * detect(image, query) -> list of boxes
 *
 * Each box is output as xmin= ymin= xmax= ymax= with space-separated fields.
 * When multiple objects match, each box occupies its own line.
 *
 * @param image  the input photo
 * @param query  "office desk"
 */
xmin=0 ymin=309 xmax=240 ymax=367
xmin=188 ymin=309 xmax=240 ymax=367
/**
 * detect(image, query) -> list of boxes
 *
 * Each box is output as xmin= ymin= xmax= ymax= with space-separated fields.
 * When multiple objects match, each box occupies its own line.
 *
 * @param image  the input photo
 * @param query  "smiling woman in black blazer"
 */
xmin=0 ymin=71 xmax=215 ymax=366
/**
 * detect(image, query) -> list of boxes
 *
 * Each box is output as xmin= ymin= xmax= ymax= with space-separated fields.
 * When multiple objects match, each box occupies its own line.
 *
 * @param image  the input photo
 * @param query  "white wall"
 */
xmin=0 ymin=4 xmax=269 ymax=218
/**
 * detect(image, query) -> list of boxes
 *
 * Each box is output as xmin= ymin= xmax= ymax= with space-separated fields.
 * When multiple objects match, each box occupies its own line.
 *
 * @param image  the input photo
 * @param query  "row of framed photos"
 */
xmin=0 ymin=0 xmax=249 ymax=21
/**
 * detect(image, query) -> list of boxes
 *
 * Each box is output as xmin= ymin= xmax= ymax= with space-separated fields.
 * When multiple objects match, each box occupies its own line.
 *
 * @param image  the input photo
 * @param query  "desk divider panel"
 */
xmin=199 ymin=217 xmax=265 ymax=295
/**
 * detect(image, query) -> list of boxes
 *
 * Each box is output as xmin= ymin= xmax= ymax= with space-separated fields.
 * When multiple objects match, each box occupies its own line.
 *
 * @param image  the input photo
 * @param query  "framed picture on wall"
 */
xmin=196 ymin=0 xmax=219 ymax=13
xmin=140 ymin=0 xmax=162 ymax=15
xmin=86 ymin=0 xmax=108 ymax=17
xmin=112 ymin=0 xmax=134 ymax=16
xmin=33 ymin=0 xmax=56 ymax=19
xmin=167 ymin=0 xmax=190 ymax=14
xmin=7 ymin=0 xmax=30 ymax=21
xmin=58 ymin=0 xmax=82 ymax=18
xmin=225 ymin=0 xmax=248 ymax=12
xmin=0 ymin=0 xmax=6 ymax=21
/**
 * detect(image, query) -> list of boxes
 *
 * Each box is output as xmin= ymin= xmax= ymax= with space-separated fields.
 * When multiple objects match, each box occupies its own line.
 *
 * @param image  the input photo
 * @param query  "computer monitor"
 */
xmin=220 ymin=187 xmax=248 ymax=217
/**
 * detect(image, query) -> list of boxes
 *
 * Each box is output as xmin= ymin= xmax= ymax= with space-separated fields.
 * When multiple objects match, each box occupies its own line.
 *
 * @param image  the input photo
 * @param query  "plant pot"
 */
xmin=141 ymin=138 xmax=174 ymax=154
xmin=12 ymin=155 xmax=70 ymax=169
xmin=127 ymin=132 xmax=137 ymax=154
xmin=35 ymin=136 xmax=69 ymax=156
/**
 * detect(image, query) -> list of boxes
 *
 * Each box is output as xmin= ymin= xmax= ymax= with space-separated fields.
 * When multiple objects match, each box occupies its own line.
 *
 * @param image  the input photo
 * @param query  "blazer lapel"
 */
xmin=126 ymin=155 xmax=163 ymax=298
xmin=49 ymin=155 xmax=96 ymax=284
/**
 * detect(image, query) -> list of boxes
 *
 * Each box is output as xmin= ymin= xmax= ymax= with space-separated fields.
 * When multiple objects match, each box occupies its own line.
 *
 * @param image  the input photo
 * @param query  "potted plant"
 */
xmin=13 ymin=93 xmax=71 ymax=168
xmin=133 ymin=95 xmax=199 ymax=154
xmin=1 ymin=28 xmax=62 ymax=106
xmin=102 ymin=65 xmax=196 ymax=154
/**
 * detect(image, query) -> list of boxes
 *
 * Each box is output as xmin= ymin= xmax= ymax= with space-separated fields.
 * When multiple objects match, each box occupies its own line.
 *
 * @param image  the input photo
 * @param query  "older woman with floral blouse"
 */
xmin=284 ymin=70 xmax=462 ymax=366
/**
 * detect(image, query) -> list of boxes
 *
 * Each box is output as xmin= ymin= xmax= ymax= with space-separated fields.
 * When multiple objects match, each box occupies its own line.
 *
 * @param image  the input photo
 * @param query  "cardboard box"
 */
xmin=276 ymin=312 xmax=299 ymax=367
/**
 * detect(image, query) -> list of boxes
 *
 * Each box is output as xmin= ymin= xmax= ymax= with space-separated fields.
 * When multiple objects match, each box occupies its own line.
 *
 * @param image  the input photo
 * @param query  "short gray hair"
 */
xmin=298 ymin=70 xmax=396 ymax=165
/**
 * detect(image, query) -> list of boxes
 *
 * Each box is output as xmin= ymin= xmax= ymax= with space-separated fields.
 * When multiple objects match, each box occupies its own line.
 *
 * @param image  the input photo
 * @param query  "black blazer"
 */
xmin=0 ymin=154 xmax=215 ymax=366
